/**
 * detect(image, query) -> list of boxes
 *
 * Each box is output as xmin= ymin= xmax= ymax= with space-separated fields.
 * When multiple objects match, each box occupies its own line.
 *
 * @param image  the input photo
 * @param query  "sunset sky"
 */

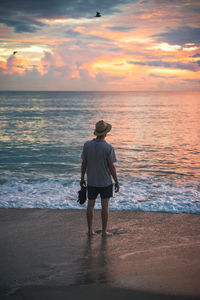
xmin=0 ymin=0 xmax=200 ymax=91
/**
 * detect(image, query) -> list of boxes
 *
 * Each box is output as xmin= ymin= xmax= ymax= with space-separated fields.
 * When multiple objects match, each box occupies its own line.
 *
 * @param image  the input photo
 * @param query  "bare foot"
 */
xmin=102 ymin=231 xmax=113 ymax=237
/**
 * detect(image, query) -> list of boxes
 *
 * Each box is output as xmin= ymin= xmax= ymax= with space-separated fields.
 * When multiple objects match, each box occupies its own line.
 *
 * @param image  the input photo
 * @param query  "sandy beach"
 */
xmin=0 ymin=208 xmax=200 ymax=299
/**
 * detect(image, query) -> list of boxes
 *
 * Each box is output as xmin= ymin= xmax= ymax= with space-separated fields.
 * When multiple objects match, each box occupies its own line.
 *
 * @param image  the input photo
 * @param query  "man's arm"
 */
xmin=80 ymin=160 xmax=87 ymax=187
xmin=108 ymin=163 xmax=119 ymax=192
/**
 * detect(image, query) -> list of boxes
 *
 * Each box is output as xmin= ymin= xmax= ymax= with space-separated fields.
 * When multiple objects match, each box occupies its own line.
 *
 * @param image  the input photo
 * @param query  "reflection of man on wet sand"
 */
xmin=75 ymin=236 xmax=109 ymax=285
xmin=80 ymin=120 xmax=119 ymax=236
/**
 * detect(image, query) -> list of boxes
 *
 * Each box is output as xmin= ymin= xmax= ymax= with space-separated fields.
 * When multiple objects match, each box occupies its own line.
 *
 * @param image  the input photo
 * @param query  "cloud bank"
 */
xmin=0 ymin=0 xmax=136 ymax=32
xmin=0 ymin=0 xmax=200 ymax=90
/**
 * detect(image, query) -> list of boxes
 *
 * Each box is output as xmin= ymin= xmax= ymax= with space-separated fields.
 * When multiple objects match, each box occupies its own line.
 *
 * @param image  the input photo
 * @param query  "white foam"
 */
xmin=0 ymin=172 xmax=199 ymax=214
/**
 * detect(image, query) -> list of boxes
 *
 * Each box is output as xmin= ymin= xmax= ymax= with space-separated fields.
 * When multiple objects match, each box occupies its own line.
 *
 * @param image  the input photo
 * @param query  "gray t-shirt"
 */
xmin=81 ymin=139 xmax=117 ymax=187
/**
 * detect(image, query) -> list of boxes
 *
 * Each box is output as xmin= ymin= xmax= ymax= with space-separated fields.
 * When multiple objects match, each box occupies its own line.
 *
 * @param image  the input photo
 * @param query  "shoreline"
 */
xmin=1 ymin=207 xmax=200 ymax=215
xmin=0 ymin=208 xmax=200 ymax=299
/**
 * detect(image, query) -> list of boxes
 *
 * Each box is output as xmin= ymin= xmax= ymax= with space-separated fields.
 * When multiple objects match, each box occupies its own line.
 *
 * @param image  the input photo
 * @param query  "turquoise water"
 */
xmin=0 ymin=91 xmax=200 ymax=213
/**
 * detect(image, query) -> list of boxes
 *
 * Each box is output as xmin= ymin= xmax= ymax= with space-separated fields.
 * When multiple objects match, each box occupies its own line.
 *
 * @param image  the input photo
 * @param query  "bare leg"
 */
xmin=87 ymin=199 xmax=96 ymax=236
xmin=101 ymin=198 xmax=111 ymax=236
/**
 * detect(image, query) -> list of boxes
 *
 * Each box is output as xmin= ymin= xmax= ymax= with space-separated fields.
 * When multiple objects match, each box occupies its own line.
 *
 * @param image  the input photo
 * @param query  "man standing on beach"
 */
xmin=80 ymin=120 xmax=119 ymax=236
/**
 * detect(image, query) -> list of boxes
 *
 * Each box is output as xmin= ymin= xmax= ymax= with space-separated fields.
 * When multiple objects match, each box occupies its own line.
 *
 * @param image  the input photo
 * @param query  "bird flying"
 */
xmin=95 ymin=12 xmax=101 ymax=17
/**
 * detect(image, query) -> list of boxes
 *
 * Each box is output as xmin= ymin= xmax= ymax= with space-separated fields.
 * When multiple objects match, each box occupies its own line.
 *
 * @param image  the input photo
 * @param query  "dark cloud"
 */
xmin=0 ymin=15 xmax=45 ymax=33
xmin=149 ymin=73 xmax=177 ymax=79
xmin=152 ymin=26 xmax=200 ymax=45
xmin=64 ymin=29 xmax=81 ymax=37
xmin=191 ymin=53 xmax=200 ymax=57
xmin=106 ymin=26 xmax=135 ymax=31
xmin=127 ymin=59 xmax=200 ymax=71
xmin=0 ymin=0 xmax=136 ymax=33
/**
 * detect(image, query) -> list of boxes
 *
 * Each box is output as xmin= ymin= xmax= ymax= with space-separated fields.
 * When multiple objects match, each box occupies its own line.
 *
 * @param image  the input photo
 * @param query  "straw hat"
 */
xmin=94 ymin=120 xmax=112 ymax=136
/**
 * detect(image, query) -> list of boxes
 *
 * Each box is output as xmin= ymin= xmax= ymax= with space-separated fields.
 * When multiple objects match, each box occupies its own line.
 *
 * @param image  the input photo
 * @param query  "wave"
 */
xmin=0 ymin=172 xmax=199 ymax=214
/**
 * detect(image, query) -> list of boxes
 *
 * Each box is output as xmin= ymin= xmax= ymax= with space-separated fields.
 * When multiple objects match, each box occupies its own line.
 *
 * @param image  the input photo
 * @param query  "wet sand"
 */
xmin=0 ymin=208 xmax=200 ymax=299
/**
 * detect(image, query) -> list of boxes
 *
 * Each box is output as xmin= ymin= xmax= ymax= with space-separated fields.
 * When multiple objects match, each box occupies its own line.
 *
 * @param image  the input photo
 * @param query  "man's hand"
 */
xmin=108 ymin=163 xmax=119 ymax=192
xmin=81 ymin=160 xmax=87 ymax=187
xmin=115 ymin=181 xmax=120 ymax=193
xmin=80 ymin=179 xmax=86 ymax=187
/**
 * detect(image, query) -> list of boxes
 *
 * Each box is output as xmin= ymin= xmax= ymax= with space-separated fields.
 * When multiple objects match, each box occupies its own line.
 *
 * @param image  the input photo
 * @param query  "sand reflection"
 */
xmin=75 ymin=235 xmax=110 ymax=285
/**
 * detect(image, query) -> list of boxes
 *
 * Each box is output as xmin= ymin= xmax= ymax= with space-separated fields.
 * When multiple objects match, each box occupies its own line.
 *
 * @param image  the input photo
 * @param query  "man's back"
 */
xmin=81 ymin=139 xmax=116 ymax=187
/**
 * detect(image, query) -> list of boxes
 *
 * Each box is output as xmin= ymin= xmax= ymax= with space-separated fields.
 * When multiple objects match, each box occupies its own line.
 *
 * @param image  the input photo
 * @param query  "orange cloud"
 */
xmin=0 ymin=0 xmax=199 ymax=91
xmin=0 ymin=55 xmax=29 ymax=74
xmin=74 ymin=26 xmax=86 ymax=33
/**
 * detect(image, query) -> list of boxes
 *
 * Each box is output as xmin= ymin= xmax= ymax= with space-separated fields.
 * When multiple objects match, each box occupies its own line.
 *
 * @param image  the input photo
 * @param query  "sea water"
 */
xmin=0 ymin=91 xmax=199 ymax=213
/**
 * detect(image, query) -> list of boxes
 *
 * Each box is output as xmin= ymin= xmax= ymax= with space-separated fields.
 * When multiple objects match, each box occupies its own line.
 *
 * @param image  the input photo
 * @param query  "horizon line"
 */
xmin=0 ymin=89 xmax=200 ymax=93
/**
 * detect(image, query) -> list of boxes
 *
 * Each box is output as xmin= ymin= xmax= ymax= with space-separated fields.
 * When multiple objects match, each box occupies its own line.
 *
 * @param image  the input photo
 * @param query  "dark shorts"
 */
xmin=88 ymin=184 xmax=113 ymax=200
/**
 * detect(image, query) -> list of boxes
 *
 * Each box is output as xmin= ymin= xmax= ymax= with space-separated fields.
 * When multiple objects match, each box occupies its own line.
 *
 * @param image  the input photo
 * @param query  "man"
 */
xmin=80 ymin=120 xmax=119 ymax=236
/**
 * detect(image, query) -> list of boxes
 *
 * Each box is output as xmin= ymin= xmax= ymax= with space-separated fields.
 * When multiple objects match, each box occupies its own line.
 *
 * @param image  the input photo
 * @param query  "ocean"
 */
xmin=0 ymin=91 xmax=199 ymax=213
